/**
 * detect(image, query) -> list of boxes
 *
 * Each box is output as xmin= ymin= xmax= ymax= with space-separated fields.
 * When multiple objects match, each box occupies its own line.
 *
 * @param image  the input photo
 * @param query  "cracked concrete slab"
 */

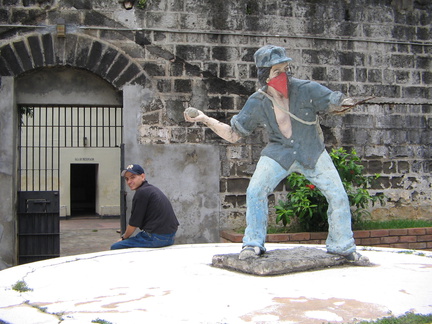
xmin=0 ymin=243 xmax=431 ymax=324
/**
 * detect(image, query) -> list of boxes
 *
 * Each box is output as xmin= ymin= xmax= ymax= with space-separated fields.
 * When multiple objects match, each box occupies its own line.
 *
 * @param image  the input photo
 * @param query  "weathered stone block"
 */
xmin=391 ymin=54 xmax=415 ymax=68
xmin=142 ymin=111 xmax=160 ymax=125
xmin=27 ymin=35 xmax=43 ymax=67
xmin=355 ymin=68 xmax=367 ymax=82
xmin=0 ymin=8 xmax=8 ymax=22
xmin=94 ymin=47 xmax=118 ymax=77
xmin=398 ymin=161 xmax=410 ymax=174
xmin=106 ymin=54 xmax=129 ymax=82
xmin=144 ymin=63 xmax=165 ymax=76
xmin=174 ymin=79 xmax=192 ymax=93
xmin=170 ymin=127 xmax=187 ymax=143
xmin=13 ymin=41 xmax=32 ymax=71
xmin=0 ymin=44 xmax=21 ymax=75
xmin=186 ymin=128 xmax=204 ymax=143
xmin=185 ymin=63 xmax=201 ymax=77
xmin=423 ymin=71 xmax=432 ymax=84
xmin=42 ymin=34 xmax=54 ymax=65
xmin=87 ymin=41 xmax=104 ymax=71
xmin=176 ymin=45 xmax=207 ymax=61
xmin=114 ymin=63 xmax=142 ymax=88
xmin=212 ymin=247 xmax=359 ymax=276
xmin=395 ymin=70 xmax=410 ymax=84
xmin=227 ymin=178 xmax=249 ymax=193
xmin=341 ymin=68 xmax=354 ymax=81
xmin=403 ymin=86 xmax=428 ymax=98
xmin=302 ymin=49 xmax=319 ymax=65
xmin=312 ymin=66 xmax=325 ymax=81
xmin=220 ymin=63 xmax=235 ymax=78
xmin=75 ymin=37 xmax=94 ymax=68
xmin=368 ymin=160 xmax=383 ymax=173
xmin=157 ymin=79 xmax=171 ymax=93
xmin=368 ymin=69 xmax=383 ymax=83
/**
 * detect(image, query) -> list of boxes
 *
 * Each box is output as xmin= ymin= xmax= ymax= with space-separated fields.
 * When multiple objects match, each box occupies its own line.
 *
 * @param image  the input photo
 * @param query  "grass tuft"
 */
xmin=353 ymin=219 xmax=432 ymax=231
xmin=92 ymin=318 xmax=113 ymax=324
xmin=354 ymin=312 xmax=432 ymax=323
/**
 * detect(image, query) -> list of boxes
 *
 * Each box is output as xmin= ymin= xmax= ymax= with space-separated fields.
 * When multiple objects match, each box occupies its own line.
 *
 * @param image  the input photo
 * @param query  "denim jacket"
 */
xmin=230 ymin=77 xmax=345 ymax=170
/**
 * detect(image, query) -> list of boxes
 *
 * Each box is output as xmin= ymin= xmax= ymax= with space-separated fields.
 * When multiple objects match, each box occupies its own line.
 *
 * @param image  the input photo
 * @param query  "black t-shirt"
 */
xmin=129 ymin=181 xmax=179 ymax=234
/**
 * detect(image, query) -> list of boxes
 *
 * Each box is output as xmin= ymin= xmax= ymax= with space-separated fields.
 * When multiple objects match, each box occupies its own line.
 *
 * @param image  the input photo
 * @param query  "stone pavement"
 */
xmin=0 ymin=243 xmax=431 ymax=324
xmin=60 ymin=217 xmax=120 ymax=256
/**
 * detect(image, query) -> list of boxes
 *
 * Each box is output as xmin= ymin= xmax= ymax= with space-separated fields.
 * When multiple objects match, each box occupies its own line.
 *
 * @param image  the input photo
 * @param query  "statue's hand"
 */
xmin=341 ymin=98 xmax=356 ymax=107
xmin=184 ymin=107 xmax=206 ymax=122
xmin=334 ymin=96 xmax=375 ymax=115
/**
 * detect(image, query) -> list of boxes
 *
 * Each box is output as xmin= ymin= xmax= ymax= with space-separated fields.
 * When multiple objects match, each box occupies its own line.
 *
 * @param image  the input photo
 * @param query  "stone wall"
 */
xmin=1 ymin=0 xmax=431 ymax=236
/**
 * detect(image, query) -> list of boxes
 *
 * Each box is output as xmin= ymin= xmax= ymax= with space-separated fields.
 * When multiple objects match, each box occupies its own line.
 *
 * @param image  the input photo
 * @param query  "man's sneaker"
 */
xmin=239 ymin=246 xmax=262 ymax=260
xmin=344 ymin=251 xmax=370 ymax=266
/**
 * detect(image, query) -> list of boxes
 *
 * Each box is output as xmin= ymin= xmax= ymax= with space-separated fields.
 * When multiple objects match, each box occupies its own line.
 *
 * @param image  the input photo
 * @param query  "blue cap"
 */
xmin=121 ymin=164 xmax=145 ymax=176
xmin=254 ymin=45 xmax=292 ymax=68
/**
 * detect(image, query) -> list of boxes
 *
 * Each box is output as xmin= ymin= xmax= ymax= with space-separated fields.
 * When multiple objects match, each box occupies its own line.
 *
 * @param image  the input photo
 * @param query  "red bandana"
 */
xmin=267 ymin=72 xmax=288 ymax=98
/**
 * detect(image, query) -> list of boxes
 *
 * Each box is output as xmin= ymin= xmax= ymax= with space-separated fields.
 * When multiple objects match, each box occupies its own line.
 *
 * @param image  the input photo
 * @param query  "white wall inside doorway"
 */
xmin=60 ymin=148 xmax=121 ymax=217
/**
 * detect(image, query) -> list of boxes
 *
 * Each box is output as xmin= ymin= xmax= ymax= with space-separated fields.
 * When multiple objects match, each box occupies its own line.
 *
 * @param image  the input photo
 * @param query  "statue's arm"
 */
xmin=184 ymin=108 xmax=241 ymax=143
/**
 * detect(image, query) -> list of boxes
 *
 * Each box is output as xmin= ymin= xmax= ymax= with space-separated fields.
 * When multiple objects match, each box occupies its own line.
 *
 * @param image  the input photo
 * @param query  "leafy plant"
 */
xmin=18 ymin=106 xmax=33 ymax=125
xmin=137 ymin=0 xmax=148 ymax=9
xmin=275 ymin=148 xmax=386 ymax=232
xmin=12 ymin=280 xmax=33 ymax=292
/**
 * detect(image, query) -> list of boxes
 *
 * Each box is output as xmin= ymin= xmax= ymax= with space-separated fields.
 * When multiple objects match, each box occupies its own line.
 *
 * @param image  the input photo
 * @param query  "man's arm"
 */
xmin=184 ymin=109 xmax=241 ymax=143
xmin=117 ymin=225 xmax=137 ymax=242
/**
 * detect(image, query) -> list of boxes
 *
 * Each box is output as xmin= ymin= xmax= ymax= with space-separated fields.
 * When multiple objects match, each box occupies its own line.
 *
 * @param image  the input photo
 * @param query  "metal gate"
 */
xmin=18 ymin=104 xmax=123 ymax=264
xmin=17 ymin=191 xmax=60 ymax=264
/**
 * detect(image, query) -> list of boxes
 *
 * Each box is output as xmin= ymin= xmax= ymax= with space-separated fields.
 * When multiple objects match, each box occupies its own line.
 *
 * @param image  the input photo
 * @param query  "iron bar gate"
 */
xmin=18 ymin=104 xmax=123 ymax=264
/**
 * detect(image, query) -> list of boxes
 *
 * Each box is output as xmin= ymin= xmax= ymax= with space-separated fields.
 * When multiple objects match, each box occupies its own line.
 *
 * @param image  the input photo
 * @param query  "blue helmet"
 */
xmin=254 ymin=45 xmax=292 ymax=68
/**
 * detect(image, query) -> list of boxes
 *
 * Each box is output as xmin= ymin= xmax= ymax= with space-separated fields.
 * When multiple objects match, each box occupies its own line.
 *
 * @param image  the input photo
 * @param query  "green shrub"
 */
xmin=275 ymin=148 xmax=386 ymax=232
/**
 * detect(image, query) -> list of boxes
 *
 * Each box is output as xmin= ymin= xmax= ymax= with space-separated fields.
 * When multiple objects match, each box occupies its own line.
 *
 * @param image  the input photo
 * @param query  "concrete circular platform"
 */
xmin=0 ymin=243 xmax=431 ymax=324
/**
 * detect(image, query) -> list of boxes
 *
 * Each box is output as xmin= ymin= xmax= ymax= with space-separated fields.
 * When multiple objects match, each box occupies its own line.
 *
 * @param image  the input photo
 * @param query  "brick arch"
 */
xmin=0 ymin=32 xmax=147 ymax=90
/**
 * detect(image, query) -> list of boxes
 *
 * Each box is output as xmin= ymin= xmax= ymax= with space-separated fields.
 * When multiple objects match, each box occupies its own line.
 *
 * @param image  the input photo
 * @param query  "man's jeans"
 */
xmin=243 ymin=151 xmax=356 ymax=256
xmin=110 ymin=231 xmax=176 ymax=250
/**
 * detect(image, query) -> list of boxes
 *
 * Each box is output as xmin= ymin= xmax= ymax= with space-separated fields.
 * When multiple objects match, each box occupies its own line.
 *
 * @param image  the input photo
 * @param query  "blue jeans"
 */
xmin=243 ymin=151 xmax=356 ymax=256
xmin=110 ymin=231 xmax=176 ymax=250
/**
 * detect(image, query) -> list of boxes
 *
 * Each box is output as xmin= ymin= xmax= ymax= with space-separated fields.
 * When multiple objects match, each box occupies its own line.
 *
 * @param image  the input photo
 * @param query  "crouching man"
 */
xmin=111 ymin=164 xmax=179 ymax=250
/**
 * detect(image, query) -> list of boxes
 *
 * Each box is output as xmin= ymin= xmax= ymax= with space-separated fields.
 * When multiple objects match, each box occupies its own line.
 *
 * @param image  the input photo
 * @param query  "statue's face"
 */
xmin=267 ymin=62 xmax=290 ymax=98
xmin=269 ymin=62 xmax=289 ymax=80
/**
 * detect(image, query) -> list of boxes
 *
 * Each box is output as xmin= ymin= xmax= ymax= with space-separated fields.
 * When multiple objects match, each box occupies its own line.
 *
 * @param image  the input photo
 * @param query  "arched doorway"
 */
xmin=16 ymin=67 xmax=123 ymax=263
xmin=0 ymin=32 xmax=149 ymax=266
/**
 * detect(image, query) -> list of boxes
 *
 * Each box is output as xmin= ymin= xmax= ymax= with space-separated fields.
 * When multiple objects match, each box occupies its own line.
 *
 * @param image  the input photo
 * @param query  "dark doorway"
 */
xmin=70 ymin=164 xmax=98 ymax=216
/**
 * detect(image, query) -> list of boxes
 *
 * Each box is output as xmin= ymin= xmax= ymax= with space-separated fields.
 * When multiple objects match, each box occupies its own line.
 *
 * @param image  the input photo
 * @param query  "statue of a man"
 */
xmin=185 ymin=45 xmax=368 ymax=263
